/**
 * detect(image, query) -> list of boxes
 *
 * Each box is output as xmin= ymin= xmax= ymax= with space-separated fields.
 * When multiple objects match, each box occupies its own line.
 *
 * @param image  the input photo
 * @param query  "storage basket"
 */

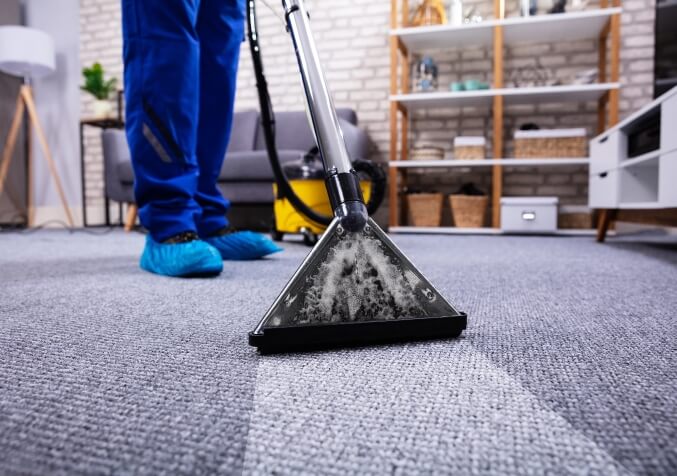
xmin=558 ymin=206 xmax=593 ymax=229
xmin=406 ymin=193 xmax=444 ymax=227
xmin=454 ymin=136 xmax=486 ymax=160
xmin=449 ymin=194 xmax=488 ymax=228
xmin=514 ymin=128 xmax=587 ymax=158
xmin=410 ymin=0 xmax=447 ymax=26
xmin=411 ymin=146 xmax=445 ymax=161
xmin=558 ymin=212 xmax=592 ymax=229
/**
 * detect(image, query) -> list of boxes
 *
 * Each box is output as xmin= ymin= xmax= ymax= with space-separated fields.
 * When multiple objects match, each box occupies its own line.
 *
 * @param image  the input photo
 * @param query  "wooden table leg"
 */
xmin=596 ymin=208 xmax=617 ymax=243
xmin=124 ymin=203 xmax=138 ymax=232
xmin=21 ymin=85 xmax=75 ymax=227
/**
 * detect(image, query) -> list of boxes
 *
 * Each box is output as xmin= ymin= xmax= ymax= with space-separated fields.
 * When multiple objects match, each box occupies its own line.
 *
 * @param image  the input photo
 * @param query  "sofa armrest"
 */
xmin=340 ymin=119 xmax=371 ymax=161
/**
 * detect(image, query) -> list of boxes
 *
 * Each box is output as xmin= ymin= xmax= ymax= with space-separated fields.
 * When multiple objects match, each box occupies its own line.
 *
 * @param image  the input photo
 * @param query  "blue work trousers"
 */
xmin=122 ymin=0 xmax=245 ymax=241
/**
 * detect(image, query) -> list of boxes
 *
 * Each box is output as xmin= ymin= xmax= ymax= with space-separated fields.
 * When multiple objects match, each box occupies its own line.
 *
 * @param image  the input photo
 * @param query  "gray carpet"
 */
xmin=0 ymin=229 xmax=676 ymax=475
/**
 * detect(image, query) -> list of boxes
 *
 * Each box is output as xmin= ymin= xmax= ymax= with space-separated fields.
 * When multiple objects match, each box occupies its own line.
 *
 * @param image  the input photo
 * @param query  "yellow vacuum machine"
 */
xmin=272 ymin=149 xmax=379 ymax=246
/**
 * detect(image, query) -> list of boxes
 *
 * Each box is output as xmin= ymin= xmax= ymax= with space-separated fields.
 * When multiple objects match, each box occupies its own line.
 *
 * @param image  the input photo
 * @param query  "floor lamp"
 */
xmin=0 ymin=26 xmax=74 ymax=227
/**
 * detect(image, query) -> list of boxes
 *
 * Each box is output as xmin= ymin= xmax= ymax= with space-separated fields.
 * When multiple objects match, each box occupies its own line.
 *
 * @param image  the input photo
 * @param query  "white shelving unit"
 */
xmin=590 ymin=86 xmax=677 ymax=241
xmin=388 ymin=1 xmax=622 ymax=235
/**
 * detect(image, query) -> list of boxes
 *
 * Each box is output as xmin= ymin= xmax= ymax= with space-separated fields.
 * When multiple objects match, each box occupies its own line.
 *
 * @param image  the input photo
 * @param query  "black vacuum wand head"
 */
xmin=249 ymin=218 xmax=467 ymax=353
xmin=248 ymin=0 xmax=467 ymax=352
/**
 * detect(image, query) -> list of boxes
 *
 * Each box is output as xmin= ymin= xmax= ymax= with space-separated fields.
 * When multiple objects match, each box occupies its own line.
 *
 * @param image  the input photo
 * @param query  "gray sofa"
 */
xmin=102 ymin=109 xmax=371 ymax=226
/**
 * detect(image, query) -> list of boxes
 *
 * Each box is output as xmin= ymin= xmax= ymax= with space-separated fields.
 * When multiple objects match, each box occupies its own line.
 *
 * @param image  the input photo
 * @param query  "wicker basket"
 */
xmin=454 ymin=136 xmax=486 ymax=160
xmin=558 ymin=212 xmax=592 ymax=229
xmin=449 ymin=195 xmax=488 ymax=228
xmin=410 ymin=0 xmax=447 ymax=26
xmin=406 ymin=193 xmax=444 ymax=227
xmin=514 ymin=129 xmax=587 ymax=158
xmin=411 ymin=147 xmax=445 ymax=161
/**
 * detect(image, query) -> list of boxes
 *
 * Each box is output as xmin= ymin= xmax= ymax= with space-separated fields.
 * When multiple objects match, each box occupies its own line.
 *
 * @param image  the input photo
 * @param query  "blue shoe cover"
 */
xmin=204 ymin=231 xmax=282 ymax=261
xmin=140 ymin=235 xmax=223 ymax=277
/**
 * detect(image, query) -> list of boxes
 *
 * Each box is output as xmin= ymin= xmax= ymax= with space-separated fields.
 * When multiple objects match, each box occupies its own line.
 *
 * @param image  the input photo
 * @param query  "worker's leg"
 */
xmin=122 ymin=0 xmax=222 ymax=276
xmin=195 ymin=0 xmax=281 ymax=260
xmin=194 ymin=0 xmax=245 ymax=237
xmin=122 ymin=0 xmax=202 ymax=242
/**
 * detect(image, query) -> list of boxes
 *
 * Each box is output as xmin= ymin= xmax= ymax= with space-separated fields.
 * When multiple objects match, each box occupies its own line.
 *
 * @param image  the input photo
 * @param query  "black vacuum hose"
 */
xmin=246 ymin=0 xmax=385 ymax=226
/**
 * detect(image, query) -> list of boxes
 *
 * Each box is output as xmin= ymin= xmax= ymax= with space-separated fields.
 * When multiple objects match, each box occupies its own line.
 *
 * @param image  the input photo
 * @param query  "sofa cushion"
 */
xmin=253 ymin=108 xmax=358 ymax=151
xmin=227 ymin=109 xmax=259 ymax=153
xmin=117 ymin=160 xmax=135 ymax=185
xmin=217 ymin=182 xmax=276 ymax=204
xmin=219 ymin=149 xmax=306 ymax=181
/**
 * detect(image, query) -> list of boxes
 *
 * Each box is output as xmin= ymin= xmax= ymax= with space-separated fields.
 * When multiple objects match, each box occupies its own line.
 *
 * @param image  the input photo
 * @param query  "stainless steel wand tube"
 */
xmin=282 ymin=0 xmax=368 ymax=232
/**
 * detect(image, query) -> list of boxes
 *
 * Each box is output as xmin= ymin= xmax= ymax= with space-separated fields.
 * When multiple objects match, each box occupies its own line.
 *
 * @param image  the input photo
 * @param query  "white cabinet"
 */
xmin=589 ymin=170 xmax=619 ymax=208
xmin=660 ymin=94 xmax=677 ymax=154
xmin=590 ymin=131 xmax=624 ymax=175
xmin=659 ymin=150 xmax=677 ymax=206
xmin=589 ymin=87 xmax=677 ymax=210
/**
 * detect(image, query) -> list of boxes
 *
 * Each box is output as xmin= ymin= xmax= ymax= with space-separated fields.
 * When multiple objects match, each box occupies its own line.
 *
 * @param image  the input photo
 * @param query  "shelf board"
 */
xmin=619 ymin=150 xmax=661 ymax=168
xmin=391 ymin=20 xmax=494 ymax=51
xmin=390 ymin=8 xmax=621 ymax=52
xmin=389 ymin=226 xmax=600 ymax=236
xmin=390 ymin=158 xmax=590 ymax=168
xmin=501 ymin=9 xmax=621 ymax=45
xmin=391 ymin=83 xmax=619 ymax=110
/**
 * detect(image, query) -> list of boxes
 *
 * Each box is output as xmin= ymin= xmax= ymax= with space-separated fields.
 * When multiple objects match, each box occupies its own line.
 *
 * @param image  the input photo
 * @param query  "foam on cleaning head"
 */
xmin=274 ymin=228 xmax=435 ymax=326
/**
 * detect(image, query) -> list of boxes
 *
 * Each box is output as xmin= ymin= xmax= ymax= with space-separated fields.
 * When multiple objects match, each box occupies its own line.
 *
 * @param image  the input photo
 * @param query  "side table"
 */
xmin=79 ymin=117 xmax=124 ymax=227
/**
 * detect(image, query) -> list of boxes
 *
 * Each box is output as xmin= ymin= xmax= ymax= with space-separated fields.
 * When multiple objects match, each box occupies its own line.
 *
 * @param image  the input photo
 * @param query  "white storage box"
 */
xmin=500 ymin=196 xmax=558 ymax=233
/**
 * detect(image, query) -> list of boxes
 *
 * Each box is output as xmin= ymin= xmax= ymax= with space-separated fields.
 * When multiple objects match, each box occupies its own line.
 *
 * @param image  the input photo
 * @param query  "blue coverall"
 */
xmin=122 ymin=0 xmax=245 ymax=242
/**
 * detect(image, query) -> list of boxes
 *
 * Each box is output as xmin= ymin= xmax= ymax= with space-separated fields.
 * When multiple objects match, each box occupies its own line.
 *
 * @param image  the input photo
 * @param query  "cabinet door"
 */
xmin=590 ymin=131 xmax=624 ymax=175
xmin=659 ymin=150 xmax=677 ymax=206
xmin=589 ymin=170 xmax=619 ymax=208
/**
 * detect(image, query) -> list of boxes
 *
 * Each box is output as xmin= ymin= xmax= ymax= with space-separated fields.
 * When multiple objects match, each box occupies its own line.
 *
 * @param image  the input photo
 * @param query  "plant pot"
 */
xmin=92 ymin=99 xmax=113 ymax=118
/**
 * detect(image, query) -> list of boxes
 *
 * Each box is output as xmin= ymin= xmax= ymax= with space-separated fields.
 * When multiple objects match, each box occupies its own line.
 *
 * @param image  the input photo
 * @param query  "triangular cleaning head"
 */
xmin=249 ymin=218 xmax=467 ymax=353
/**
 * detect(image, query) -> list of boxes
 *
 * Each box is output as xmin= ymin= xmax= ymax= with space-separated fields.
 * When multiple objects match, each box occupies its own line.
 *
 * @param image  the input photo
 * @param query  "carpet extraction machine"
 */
xmin=247 ymin=0 xmax=467 ymax=353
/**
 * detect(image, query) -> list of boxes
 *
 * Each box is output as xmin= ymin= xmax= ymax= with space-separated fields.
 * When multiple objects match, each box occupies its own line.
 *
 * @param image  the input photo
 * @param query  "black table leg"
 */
xmin=79 ymin=122 xmax=87 ymax=227
xmin=105 ymin=197 xmax=111 ymax=226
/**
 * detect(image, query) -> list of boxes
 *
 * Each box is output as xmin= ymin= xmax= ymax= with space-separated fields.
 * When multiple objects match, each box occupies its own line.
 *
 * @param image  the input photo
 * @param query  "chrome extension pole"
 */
xmin=282 ymin=0 xmax=368 ymax=232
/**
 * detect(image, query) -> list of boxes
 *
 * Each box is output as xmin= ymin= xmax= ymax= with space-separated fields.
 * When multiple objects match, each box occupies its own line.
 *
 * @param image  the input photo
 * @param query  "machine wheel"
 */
xmin=301 ymin=228 xmax=318 ymax=246
xmin=271 ymin=228 xmax=284 ymax=242
xmin=270 ymin=215 xmax=284 ymax=241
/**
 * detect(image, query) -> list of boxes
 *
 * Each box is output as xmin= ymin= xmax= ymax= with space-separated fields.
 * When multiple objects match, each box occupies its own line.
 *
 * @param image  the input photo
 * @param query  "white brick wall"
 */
xmin=79 ymin=0 xmax=656 ymax=221
xmin=80 ymin=0 xmax=123 ymax=210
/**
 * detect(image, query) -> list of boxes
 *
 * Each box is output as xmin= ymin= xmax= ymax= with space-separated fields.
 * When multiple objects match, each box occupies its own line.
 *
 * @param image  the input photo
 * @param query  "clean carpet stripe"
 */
xmin=242 ymin=341 xmax=630 ymax=475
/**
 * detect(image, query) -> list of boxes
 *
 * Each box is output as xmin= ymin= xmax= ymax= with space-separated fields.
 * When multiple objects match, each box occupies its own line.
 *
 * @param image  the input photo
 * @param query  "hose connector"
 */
xmin=326 ymin=168 xmax=368 ymax=232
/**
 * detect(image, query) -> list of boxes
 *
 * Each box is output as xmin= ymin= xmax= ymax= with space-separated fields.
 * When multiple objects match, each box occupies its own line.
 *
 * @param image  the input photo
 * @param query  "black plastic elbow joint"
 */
xmin=326 ymin=170 xmax=368 ymax=233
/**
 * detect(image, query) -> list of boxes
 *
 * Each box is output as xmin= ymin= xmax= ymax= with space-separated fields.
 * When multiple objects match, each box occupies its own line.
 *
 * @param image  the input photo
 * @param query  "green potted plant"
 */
xmin=81 ymin=62 xmax=117 ymax=118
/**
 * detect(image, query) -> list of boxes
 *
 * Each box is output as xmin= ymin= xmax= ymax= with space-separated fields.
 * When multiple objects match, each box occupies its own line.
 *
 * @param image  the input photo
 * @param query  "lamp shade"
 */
xmin=0 ymin=26 xmax=56 ymax=79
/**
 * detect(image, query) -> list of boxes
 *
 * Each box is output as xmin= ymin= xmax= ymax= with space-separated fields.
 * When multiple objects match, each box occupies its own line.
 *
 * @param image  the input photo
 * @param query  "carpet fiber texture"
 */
xmin=0 ymin=230 xmax=676 ymax=475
